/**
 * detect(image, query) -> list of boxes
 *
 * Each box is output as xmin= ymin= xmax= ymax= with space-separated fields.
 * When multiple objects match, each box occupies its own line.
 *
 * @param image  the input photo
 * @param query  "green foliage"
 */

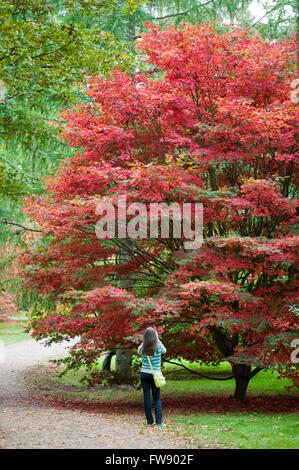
xmin=101 ymin=0 xmax=253 ymax=42
xmin=0 ymin=0 xmax=135 ymax=149
xmin=0 ymin=161 xmax=29 ymax=201
xmin=0 ymin=312 xmax=29 ymax=344
xmin=249 ymin=0 xmax=297 ymax=40
xmin=0 ymin=0 xmax=137 ymax=245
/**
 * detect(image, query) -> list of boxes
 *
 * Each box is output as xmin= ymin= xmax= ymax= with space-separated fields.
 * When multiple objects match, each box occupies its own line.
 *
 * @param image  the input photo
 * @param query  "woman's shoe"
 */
xmin=156 ymin=423 xmax=166 ymax=426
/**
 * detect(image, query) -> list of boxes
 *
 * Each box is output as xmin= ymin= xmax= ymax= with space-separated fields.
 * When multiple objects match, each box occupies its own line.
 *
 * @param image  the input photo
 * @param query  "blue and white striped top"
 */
xmin=138 ymin=339 xmax=167 ymax=374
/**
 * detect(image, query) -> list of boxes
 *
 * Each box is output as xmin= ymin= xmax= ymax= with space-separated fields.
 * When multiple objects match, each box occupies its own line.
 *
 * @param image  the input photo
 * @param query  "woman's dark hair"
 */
xmin=142 ymin=327 xmax=158 ymax=356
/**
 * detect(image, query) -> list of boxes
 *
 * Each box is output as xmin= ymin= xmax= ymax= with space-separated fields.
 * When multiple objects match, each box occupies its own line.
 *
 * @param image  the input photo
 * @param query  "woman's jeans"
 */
xmin=140 ymin=372 xmax=162 ymax=425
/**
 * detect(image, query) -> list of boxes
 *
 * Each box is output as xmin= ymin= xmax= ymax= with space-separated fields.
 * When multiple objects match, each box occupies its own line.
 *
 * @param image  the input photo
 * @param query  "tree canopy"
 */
xmin=20 ymin=21 xmax=298 ymax=399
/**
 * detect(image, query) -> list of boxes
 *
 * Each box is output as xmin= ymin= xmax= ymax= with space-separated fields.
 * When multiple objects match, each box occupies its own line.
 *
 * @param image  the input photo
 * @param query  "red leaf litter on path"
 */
xmin=28 ymin=393 xmax=299 ymax=415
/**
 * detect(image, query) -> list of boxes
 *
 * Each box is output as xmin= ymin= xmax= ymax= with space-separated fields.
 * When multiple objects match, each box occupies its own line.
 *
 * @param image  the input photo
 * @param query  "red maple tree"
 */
xmin=20 ymin=23 xmax=298 ymax=399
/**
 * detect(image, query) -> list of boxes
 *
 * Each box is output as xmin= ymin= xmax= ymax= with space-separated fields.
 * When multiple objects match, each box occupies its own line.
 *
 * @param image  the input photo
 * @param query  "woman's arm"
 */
xmin=158 ymin=340 xmax=167 ymax=354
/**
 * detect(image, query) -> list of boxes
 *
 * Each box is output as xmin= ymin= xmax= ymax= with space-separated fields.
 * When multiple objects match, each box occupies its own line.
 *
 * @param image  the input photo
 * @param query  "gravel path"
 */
xmin=0 ymin=339 xmax=190 ymax=449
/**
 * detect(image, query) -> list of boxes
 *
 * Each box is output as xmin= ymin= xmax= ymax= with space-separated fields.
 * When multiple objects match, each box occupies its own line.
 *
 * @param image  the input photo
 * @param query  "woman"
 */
xmin=138 ymin=327 xmax=167 ymax=426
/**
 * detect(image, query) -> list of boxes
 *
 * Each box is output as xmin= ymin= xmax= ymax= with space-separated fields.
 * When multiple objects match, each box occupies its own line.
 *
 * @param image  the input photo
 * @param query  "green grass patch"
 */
xmin=172 ymin=412 xmax=299 ymax=449
xmin=55 ymin=360 xmax=294 ymax=398
xmin=0 ymin=313 xmax=30 ymax=344
xmin=45 ymin=362 xmax=299 ymax=449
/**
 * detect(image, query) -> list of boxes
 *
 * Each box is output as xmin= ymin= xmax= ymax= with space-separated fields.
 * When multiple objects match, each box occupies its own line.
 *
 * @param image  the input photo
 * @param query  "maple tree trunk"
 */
xmin=115 ymin=345 xmax=132 ymax=382
xmin=232 ymin=364 xmax=251 ymax=400
xmin=102 ymin=350 xmax=115 ymax=372
xmin=211 ymin=328 xmax=252 ymax=400
xmin=114 ymin=239 xmax=134 ymax=382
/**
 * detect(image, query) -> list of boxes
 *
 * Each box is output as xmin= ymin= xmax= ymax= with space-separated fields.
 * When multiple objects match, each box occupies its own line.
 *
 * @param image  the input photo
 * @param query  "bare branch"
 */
xmin=164 ymin=359 xmax=234 ymax=381
xmin=2 ymin=220 xmax=42 ymax=232
xmin=250 ymin=366 xmax=264 ymax=379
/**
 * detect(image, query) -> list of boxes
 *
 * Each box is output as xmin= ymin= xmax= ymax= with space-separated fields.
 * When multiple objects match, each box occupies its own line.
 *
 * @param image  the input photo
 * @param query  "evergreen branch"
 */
xmin=250 ymin=3 xmax=281 ymax=28
xmin=0 ymin=154 xmax=40 ymax=182
xmin=152 ymin=0 xmax=216 ymax=20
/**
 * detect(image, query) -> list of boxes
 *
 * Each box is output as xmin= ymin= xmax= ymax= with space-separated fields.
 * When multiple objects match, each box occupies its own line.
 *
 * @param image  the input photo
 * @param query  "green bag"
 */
xmin=147 ymin=355 xmax=166 ymax=388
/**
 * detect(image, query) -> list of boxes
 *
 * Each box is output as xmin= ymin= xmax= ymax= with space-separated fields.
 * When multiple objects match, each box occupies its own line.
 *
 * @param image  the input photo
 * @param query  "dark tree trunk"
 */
xmin=233 ymin=375 xmax=250 ymax=400
xmin=115 ymin=345 xmax=132 ymax=382
xmin=210 ymin=327 xmax=257 ymax=400
xmin=114 ymin=239 xmax=134 ymax=382
xmin=102 ymin=350 xmax=115 ymax=372
xmin=232 ymin=364 xmax=251 ymax=400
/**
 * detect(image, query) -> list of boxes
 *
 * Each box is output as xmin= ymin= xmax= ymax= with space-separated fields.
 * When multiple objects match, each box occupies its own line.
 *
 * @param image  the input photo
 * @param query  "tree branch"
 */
xmin=152 ymin=0 xmax=216 ymax=20
xmin=164 ymin=359 xmax=234 ymax=381
xmin=250 ymin=3 xmax=280 ymax=28
xmin=2 ymin=220 xmax=42 ymax=232
xmin=0 ymin=154 xmax=40 ymax=182
xmin=250 ymin=366 xmax=264 ymax=379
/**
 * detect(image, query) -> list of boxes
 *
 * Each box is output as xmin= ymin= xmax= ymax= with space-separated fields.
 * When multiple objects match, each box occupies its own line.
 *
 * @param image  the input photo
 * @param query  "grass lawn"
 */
xmin=172 ymin=412 xmax=299 ymax=449
xmin=167 ymin=366 xmax=299 ymax=448
xmin=0 ymin=312 xmax=30 ymax=344
xmin=23 ymin=358 xmax=299 ymax=449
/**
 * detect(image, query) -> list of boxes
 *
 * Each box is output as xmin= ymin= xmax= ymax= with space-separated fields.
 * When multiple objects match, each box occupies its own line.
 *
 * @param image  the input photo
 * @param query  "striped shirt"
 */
xmin=138 ymin=340 xmax=167 ymax=374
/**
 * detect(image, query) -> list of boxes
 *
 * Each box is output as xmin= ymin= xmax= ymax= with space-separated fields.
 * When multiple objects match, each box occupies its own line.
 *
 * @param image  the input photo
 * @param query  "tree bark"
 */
xmin=210 ymin=327 xmax=253 ymax=400
xmin=114 ymin=239 xmax=134 ymax=381
xmin=232 ymin=364 xmax=251 ymax=400
xmin=115 ymin=345 xmax=132 ymax=382
xmin=102 ymin=350 xmax=115 ymax=372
